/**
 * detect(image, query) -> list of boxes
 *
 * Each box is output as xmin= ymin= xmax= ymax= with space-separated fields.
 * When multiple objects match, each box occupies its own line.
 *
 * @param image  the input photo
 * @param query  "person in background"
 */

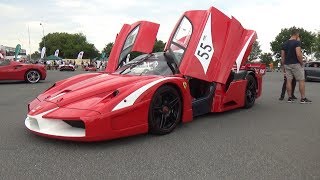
xmin=281 ymin=28 xmax=312 ymax=104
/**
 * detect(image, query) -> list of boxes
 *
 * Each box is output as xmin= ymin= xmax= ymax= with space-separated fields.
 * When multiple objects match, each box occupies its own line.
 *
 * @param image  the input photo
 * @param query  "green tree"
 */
xmin=39 ymin=32 xmax=99 ymax=59
xmin=152 ymin=40 xmax=166 ymax=53
xmin=249 ymin=40 xmax=262 ymax=61
xmin=30 ymin=51 xmax=40 ymax=60
xmin=102 ymin=42 xmax=114 ymax=57
xmin=260 ymin=52 xmax=273 ymax=65
xmin=270 ymin=26 xmax=316 ymax=60
xmin=314 ymin=31 xmax=320 ymax=59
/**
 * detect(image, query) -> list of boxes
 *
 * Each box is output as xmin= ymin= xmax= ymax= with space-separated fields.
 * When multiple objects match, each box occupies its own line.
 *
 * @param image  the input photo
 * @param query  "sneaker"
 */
xmin=292 ymin=96 xmax=298 ymax=100
xmin=300 ymin=98 xmax=312 ymax=104
xmin=279 ymin=97 xmax=284 ymax=101
xmin=287 ymin=97 xmax=295 ymax=103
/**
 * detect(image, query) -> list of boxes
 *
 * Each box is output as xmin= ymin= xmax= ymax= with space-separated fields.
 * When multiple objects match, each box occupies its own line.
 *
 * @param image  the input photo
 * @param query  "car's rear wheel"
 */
xmin=25 ymin=70 xmax=41 ymax=83
xmin=244 ymin=74 xmax=256 ymax=108
xmin=149 ymin=85 xmax=182 ymax=135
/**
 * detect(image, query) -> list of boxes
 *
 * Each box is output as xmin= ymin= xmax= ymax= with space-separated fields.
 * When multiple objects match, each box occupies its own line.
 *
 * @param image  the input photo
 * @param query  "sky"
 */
xmin=0 ymin=0 xmax=319 ymax=55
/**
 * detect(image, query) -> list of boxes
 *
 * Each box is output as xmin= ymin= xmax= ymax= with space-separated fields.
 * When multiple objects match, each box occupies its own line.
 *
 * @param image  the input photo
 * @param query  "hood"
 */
xmin=41 ymin=73 xmax=160 ymax=112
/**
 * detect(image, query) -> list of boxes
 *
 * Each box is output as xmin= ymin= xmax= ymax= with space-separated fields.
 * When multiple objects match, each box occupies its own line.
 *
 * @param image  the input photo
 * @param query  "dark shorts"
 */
xmin=284 ymin=64 xmax=305 ymax=81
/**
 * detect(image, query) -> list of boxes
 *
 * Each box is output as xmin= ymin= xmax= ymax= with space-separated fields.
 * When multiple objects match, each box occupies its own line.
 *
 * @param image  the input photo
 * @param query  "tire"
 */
xmin=25 ymin=70 xmax=41 ymax=83
xmin=244 ymin=74 xmax=256 ymax=109
xmin=148 ymin=85 xmax=182 ymax=135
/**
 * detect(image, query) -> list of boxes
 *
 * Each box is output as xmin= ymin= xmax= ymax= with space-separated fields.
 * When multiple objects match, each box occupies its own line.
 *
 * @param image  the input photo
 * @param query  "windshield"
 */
xmin=168 ymin=17 xmax=192 ymax=65
xmin=114 ymin=52 xmax=176 ymax=76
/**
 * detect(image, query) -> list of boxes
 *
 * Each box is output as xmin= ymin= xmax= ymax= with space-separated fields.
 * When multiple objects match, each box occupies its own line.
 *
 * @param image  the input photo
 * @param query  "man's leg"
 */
xmin=299 ymin=80 xmax=306 ymax=99
xmin=286 ymin=78 xmax=293 ymax=98
xmin=284 ymin=65 xmax=293 ymax=99
xmin=292 ymin=77 xmax=297 ymax=98
xmin=291 ymin=64 xmax=306 ymax=99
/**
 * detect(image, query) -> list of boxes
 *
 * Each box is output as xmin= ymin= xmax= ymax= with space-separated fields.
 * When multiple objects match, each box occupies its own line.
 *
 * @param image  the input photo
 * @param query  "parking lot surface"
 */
xmin=0 ymin=71 xmax=319 ymax=179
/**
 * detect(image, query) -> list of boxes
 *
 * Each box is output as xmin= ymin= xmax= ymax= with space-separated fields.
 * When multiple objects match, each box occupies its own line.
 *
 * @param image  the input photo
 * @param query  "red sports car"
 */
xmin=84 ymin=65 xmax=97 ymax=71
xmin=0 ymin=59 xmax=47 ymax=83
xmin=59 ymin=64 xmax=76 ymax=71
xmin=25 ymin=6 xmax=266 ymax=141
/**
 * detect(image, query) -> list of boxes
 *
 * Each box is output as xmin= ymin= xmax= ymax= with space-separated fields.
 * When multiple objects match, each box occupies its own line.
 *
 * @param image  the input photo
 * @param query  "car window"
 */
xmin=168 ymin=17 xmax=193 ymax=65
xmin=119 ymin=25 xmax=140 ymax=64
xmin=0 ymin=59 xmax=10 ymax=66
xmin=309 ymin=62 xmax=320 ymax=68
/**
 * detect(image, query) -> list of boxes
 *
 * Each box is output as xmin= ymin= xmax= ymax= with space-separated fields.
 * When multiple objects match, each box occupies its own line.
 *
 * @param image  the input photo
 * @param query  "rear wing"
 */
xmin=245 ymin=63 xmax=266 ymax=76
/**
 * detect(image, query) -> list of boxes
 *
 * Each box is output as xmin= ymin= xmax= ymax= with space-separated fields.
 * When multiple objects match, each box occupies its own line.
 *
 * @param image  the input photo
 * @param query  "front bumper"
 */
xmin=25 ymin=100 xmax=150 ymax=142
xmin=25 ymin=115 xmax=85 ymax=137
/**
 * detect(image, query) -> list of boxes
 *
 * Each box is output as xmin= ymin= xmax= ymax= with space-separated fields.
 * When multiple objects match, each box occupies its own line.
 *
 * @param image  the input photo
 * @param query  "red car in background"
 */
xmin=0 ymin=59 xmax=47 ymax=83
xmin=84 ymin=65 xmax=97 ymax=71
xmin=25 ymin=6 xmax=266 ymax=141
xmin=59 ymin=64 xmax=76 ymax=71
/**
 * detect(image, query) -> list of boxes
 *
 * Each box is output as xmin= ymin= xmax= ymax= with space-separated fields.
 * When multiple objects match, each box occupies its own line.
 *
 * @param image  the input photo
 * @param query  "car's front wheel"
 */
xmin=25 ymin=70 xmax=41 ymax=83
xmin=149 ymin=85 xmax=182 ymax=135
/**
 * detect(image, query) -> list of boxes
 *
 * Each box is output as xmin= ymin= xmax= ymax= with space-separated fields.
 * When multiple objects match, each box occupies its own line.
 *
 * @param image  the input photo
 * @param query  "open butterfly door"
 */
xmin=165 ymin=7 xmax=257 ymax=84
xmin=106 ymin=21 xmax=160 ymax=73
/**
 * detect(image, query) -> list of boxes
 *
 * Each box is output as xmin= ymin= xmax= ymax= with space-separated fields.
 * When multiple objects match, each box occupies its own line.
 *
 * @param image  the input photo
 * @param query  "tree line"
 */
xmin=31 ymin=27 xmax=319 ymax=63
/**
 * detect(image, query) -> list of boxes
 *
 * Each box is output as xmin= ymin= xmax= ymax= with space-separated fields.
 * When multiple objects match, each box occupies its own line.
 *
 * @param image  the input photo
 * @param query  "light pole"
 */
xmin=40 ymin=22 xmax=45 ymax=56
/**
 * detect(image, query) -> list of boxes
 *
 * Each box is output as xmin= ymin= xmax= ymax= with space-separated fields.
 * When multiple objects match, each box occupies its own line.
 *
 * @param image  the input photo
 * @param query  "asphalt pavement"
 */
xmin=0 ymin=70 xmax=319 ymax=179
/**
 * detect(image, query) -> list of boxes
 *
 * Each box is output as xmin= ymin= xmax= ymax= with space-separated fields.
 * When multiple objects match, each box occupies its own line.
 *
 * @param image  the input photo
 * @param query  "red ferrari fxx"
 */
xmin=0 ymin=59 xmax=47 ymax=83
xmin=25 ymin=6 xmax=266 ymax=141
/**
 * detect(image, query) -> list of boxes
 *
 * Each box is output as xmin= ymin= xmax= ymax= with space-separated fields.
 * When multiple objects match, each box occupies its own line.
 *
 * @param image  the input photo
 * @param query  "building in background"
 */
xmin=0 ymin=45 xmax=27 ymax=60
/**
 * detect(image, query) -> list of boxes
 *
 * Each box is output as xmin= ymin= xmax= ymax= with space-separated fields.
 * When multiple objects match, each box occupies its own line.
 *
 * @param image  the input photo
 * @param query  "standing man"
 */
xmin=281 ymin=29 xmax=312 ymax=103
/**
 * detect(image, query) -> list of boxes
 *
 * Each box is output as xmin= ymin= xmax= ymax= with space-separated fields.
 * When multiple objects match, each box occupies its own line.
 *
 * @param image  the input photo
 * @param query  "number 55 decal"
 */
xmin=197 ymin=43 xmax=212 ymax=60
xmin=194 ymin=14 xmax=214 ymax=74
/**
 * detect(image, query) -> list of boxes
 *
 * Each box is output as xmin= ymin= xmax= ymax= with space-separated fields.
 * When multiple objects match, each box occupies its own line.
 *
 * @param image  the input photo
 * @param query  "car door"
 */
xmin=165 ymin=6 xmax=257 ymax=84
xmin=106 ymin=21 xmax=160 ymax=73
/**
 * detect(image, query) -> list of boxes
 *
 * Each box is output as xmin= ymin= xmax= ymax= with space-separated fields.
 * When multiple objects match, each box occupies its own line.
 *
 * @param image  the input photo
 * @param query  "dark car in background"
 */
xmin=304 ymin=61 xmax=320 ymax=81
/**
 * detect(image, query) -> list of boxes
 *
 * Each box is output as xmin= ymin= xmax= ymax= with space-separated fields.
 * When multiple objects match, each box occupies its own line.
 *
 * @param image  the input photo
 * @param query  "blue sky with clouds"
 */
xmin=1 ymin=0 xmax=319 ymax=55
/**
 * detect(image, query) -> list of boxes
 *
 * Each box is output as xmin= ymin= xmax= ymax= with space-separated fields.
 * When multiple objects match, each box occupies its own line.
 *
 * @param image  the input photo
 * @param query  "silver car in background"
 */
xmin=304 ymin=61 xmax=320 ymax=81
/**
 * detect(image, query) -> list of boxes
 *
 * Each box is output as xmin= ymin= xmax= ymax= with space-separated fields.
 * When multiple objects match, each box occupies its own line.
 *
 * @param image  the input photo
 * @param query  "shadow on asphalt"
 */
xmin=0 ymin=81 xmax=48 ymax=85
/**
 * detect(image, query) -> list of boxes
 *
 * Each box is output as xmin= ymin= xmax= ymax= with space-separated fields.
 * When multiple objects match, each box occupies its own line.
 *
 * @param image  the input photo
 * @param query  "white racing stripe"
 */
xmin=194 ymin=13 xmax=214 ymax=74
xmin=48 ymin=93 xmax=66 ymax=101
xmin=235 ymin=32 xmax=255 ymax=73
xmin=112 ymin=77 xmax=176 ymax=111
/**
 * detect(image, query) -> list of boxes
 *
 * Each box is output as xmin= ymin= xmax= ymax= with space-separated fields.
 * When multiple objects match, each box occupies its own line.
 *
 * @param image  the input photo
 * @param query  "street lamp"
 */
xmin=40 ymin=22 xmax=46 ymax=54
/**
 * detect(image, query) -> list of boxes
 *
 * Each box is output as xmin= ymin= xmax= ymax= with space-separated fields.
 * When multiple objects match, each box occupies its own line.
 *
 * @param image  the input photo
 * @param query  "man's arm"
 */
xmin=295 ymin=47 xmax=303 ymax=65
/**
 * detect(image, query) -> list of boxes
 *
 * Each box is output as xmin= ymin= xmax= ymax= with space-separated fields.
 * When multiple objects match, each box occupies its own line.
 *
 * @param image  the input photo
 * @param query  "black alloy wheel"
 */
xmin=149 ymin=85 xmax=182 ymax=135
xmin=244 ymin=74 xmax=256 ymax=108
